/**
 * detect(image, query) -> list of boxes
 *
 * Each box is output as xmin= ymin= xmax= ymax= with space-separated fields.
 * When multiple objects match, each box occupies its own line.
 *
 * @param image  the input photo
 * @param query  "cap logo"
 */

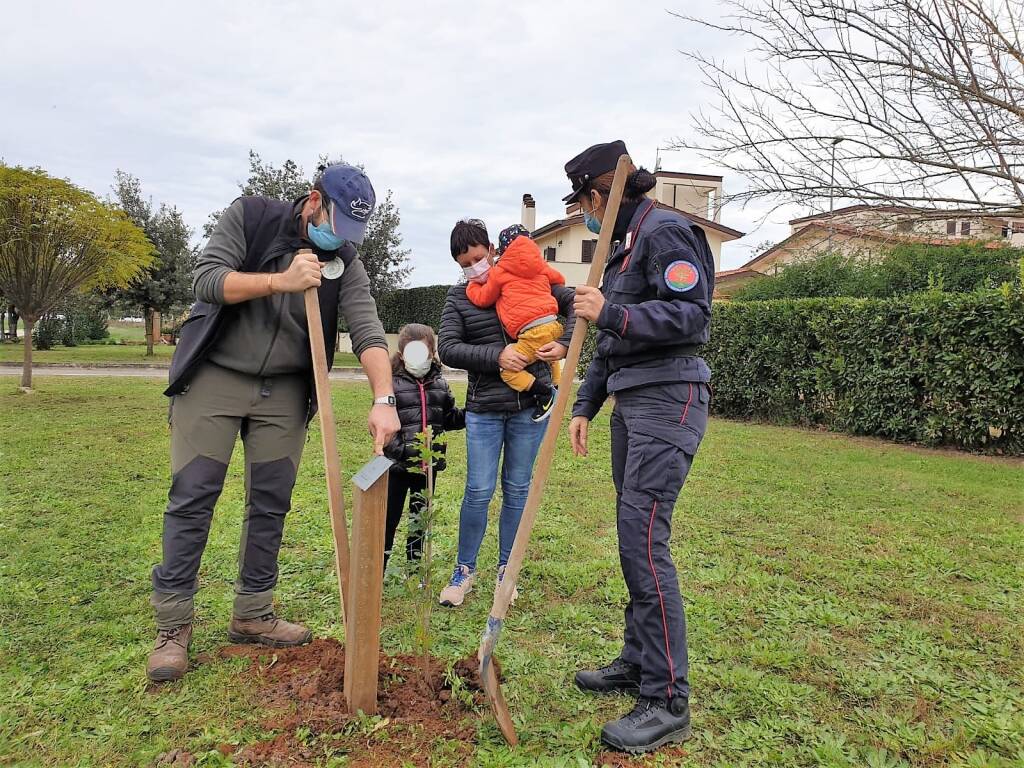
xmin=349 ymin=197 xmax=372 ymax=220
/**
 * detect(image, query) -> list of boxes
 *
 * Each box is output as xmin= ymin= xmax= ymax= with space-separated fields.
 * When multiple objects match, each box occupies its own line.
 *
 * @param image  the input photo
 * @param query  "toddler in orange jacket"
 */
xmin=466 ymin=224 xmax=565 ymax=422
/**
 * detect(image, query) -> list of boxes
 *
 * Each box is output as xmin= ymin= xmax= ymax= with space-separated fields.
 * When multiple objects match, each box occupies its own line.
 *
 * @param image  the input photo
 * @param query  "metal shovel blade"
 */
xmin=479 ymin=616 xmax=518 ymax=745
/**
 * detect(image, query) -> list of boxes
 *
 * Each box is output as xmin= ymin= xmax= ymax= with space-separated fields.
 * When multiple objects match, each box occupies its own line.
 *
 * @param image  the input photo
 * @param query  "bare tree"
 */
xmin=674 ymin=0 xmax=1024 ymax=218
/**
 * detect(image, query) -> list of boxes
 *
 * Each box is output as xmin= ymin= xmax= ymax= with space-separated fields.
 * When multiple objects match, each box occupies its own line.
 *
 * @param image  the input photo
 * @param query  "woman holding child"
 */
xmin=435 ymin=218 xmax=576 ymax=608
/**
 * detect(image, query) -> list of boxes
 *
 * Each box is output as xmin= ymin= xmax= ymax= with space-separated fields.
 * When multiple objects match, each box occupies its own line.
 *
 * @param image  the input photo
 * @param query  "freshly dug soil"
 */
xmin=221 ymin=638 xmax=485 ymax=767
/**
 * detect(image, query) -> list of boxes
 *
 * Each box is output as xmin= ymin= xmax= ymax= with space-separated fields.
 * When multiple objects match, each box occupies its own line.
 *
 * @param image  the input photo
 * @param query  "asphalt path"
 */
xmin=0 ymin=365 xmax=469 ymax=382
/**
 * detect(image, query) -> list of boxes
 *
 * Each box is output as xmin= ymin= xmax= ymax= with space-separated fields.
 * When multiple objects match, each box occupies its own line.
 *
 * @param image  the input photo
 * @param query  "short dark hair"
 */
xmin=450 ymin=218 xmax=490 ymax=259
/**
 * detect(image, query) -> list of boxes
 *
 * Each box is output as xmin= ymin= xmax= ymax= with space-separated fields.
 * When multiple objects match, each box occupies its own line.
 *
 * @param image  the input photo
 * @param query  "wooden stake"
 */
xmin=344 ymin=456 xmax=393 ymax=715
xmin=304 ymin=277 xmax=351 ymax=615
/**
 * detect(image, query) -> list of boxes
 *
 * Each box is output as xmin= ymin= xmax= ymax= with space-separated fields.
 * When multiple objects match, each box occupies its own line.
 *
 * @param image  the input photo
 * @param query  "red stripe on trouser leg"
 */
xmin=647 ymin=500 xmax=676 ymax=698
xmin=680 ymin=383 xmax=694 ymax=425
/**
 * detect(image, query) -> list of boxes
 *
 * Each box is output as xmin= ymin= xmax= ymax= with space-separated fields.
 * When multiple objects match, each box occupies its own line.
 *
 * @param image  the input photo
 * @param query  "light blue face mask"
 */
xmin=308 ymin=203 xmax=346 ymax=251
xmin=583 ymin=210 xmax=602 ymax=235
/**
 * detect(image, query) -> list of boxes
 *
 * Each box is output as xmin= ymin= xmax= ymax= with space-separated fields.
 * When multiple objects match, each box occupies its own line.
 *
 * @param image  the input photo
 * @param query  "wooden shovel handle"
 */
xmin=304 ymin=279 xmax=351 ymax=614
xmin=489 ymin=154 xmax=632 ymax=619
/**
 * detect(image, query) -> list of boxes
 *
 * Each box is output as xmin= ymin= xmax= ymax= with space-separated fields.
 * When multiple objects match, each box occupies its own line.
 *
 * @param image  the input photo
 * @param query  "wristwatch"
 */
xmin=373 ymin=395 xmax=397 ymax=407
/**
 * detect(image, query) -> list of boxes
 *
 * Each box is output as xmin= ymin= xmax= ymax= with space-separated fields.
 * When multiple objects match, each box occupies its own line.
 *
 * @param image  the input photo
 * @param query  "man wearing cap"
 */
xmin=562 ymin=141 xmax=715 ymax=753
xmin=146 ymin=163 xmax=400 ymax=682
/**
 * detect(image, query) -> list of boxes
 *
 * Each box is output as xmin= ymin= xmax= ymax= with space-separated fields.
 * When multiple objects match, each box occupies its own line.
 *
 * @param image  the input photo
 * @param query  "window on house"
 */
xmin=897 ymin=220 xmax=914 ymax=233
xmin=544 ymin=247 xmax=556 ymax=262
xmin=946 ymin=220 xmax=957 ymax=235
xmin=961 ymin=221 xmax=971 ymax=235
xmin=581 ymin=239 xmax=596 ymax=263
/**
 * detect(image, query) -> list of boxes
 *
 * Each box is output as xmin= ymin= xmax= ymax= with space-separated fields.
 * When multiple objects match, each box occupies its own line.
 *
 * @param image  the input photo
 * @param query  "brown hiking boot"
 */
xmin=228 ymin=612 xmax=312 ymax=648
xmin=147 ymin=624 xmax=192 ymax=682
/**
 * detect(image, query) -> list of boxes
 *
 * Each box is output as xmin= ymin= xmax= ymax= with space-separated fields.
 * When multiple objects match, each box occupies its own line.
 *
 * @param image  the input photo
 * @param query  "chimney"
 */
xmin=521 ymin=193 xmax=536 ymax=233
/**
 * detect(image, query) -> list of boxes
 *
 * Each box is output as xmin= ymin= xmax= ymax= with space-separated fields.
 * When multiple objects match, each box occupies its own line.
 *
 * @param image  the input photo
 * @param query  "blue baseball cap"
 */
xmin=318 ymin=163 xmax=376 ymax=245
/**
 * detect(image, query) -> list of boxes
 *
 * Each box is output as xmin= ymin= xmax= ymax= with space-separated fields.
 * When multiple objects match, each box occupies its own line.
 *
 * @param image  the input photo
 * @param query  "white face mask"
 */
xmin=402 ymin=340 xmax=433 ymax=378
xmin=463 ymin=258 xmax=491 ymax=284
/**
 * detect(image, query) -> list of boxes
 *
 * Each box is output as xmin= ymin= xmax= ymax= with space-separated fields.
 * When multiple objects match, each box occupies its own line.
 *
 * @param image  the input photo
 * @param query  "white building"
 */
xmin=522 ymin=171 xmax=744 ymax=287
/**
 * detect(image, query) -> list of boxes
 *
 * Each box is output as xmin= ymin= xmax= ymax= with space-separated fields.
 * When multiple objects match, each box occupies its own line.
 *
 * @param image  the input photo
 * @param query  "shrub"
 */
xmin=33 ymin=315 xmax=62 ymax=350
xmin=577 ymin=289 xmax=1024 ymax=453
xmin=376 ymin=285 xmax=451 ymax=333
xmin=734 ymin=244 xmax=1023 ymax=301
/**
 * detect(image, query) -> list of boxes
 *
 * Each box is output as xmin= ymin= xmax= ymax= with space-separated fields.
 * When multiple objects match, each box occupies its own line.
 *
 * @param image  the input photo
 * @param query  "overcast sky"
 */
xmin=2 ymin=1 xmax=799 ymax=285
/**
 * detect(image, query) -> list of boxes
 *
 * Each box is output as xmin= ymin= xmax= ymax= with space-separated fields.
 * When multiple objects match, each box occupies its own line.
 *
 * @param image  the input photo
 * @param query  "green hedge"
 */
xmin=578 ymin=290 xmax=1024 ymax=453
xmin=376 ymin=285 xmax=451 ymax=333
xmin=734 ymin=245 xmax=1023 ymax=301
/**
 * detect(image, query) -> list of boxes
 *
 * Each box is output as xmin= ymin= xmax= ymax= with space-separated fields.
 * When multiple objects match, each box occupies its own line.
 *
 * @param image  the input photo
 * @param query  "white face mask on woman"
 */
xmin=462 ymin=258 xmax=491 ymax=284
xmin=402 ymin=340 xmax=433 ymax=378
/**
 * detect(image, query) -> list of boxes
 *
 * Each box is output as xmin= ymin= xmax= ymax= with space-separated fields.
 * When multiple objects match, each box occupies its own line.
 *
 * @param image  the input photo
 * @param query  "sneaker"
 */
xmin=227 ymin=612 xmax=312 ymax=648
xmin=575 ymin=657 xmax=642 ymax=694
xmin=495 ymin=564 xmax=519 ymax=604
xmin=601 ymin=695 xmax=692 ymax=754
xmin=146 ymin=624 xmax=192 ymax=682
xmin=531 ymin=387 xmax=557 ymax=422
xmin=438 ymin=565 xmax=476 ymax=607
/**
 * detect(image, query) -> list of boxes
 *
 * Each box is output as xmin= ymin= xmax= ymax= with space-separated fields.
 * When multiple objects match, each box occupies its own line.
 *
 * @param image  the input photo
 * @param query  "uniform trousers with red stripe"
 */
xmin=610 ymin=380 xmax=709 ymax=701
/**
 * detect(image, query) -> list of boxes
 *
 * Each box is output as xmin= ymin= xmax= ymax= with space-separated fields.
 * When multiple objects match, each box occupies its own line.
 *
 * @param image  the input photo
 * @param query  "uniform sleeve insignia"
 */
xmin=664 ymin=260 xmax=700 ymax=292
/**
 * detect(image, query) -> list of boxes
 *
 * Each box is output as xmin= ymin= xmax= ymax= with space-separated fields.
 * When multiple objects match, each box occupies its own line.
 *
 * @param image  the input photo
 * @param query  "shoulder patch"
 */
xmin=664 ymin=260 xmax=700 ymax=292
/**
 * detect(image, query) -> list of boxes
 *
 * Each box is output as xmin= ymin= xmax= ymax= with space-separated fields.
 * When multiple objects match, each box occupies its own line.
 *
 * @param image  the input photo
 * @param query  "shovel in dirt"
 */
xmin=477 ymin=154 xmax=632 ymax=745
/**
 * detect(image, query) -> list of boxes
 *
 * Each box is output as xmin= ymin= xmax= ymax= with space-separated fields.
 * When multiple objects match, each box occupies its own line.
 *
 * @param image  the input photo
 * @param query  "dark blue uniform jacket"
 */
xmin=573 ymin=201 xmax=715 ymax=421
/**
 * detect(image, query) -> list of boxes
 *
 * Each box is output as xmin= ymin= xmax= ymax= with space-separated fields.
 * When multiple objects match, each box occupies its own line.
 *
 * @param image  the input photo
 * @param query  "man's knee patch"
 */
xmin=248 ymin=457 xmax=297 ymax=515
xmin=167 ymin=455 xmax=229 ymax=516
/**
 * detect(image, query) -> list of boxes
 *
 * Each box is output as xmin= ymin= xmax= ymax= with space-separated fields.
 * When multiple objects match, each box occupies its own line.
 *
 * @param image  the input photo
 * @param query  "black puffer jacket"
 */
xmin=438 ymin=283 xmax=576 ymax=413
xmin=384 ymin=364 xmax=465 ymax=472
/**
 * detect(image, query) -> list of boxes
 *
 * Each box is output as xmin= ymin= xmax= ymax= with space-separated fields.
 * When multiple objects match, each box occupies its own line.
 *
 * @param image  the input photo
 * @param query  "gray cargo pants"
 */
xmin=151 ymin=363 xmax=309 ymax=629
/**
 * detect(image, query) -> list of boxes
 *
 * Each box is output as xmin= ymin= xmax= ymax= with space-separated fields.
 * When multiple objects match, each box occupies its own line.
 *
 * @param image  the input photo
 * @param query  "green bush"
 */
xmin=33 ymin=315 xmax=63 ymax=350
xmin=31 ymin=299 xmax=109 ymax=350
xmin=734 ymin=244 xmax=1023 ymax=301
xmin=376 ymin=285 xmax=451 ymax=333
xmin=577 ymin=289 xmax=1024 ymax=453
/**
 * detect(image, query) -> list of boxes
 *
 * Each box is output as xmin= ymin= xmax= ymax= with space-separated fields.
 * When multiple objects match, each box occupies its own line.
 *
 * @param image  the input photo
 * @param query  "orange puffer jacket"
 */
xmin=466 ymin=236 xmax=567 ymax=338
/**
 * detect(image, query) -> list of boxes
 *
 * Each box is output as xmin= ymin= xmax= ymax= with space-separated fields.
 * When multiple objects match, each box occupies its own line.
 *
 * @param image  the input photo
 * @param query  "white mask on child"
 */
xmin=402 ymin=340 xmax=433 ymax=378
xmin=463 ymin=258 xmax=491 ymax=284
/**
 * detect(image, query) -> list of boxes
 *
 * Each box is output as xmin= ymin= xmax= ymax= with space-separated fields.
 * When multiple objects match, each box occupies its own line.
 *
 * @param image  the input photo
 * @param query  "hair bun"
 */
xmin=625 ymin=167 xmax=657 ymax=196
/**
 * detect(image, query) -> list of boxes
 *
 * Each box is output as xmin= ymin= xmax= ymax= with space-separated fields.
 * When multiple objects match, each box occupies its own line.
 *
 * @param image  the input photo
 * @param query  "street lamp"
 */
xmin=829 ymin=137 xmax=844 ymax=214
xmin=828 ymin=137 xmax=845 ymax=251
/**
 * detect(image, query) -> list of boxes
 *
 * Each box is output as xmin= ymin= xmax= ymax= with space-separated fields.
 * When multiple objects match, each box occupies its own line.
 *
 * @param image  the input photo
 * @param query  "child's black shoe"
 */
xmin=531 ymin=387 xmax=557 ymax=422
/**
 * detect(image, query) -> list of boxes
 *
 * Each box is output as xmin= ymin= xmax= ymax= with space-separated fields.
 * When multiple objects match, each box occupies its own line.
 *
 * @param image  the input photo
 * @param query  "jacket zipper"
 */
xmin=256 ymin=248 xmax=291 ymax=377
xmin=418 ymin=380 xmax=429 ymax=474
xmin=500 ymin=326 xmax=521 ymax=412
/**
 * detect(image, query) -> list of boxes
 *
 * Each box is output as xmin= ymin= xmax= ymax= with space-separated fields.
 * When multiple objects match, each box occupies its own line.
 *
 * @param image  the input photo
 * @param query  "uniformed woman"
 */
xmin=566 ymin=140 xmax=713 ymax=754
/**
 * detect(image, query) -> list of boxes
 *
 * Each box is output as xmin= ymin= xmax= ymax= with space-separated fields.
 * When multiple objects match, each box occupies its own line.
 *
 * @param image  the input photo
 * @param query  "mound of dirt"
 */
xmin=222 ymin=638 xmax=484 ymax=767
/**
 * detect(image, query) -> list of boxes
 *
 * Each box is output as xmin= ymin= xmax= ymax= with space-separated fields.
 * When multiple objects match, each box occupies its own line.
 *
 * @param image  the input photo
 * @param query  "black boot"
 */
xmin=574 ymin=657 xmax=641 ymax=694
xmin=601 ymin=695 xmax=691 ymax=754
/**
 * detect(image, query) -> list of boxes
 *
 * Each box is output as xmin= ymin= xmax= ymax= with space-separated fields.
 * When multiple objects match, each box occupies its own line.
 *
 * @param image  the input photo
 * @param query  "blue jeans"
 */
xmin=456 ymin=408 xmax=546 ymax=570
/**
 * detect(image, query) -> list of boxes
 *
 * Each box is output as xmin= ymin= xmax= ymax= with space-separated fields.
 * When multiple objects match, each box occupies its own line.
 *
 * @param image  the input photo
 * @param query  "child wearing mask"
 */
xmin=382 ymin=324 xmax=465 ymax=575
xmin=465 ymin=224 xmax=566 ymax=422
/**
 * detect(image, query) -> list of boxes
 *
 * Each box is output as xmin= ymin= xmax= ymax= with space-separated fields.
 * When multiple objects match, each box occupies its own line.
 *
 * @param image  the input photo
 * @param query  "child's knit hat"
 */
xmin=497 ymin=224 xmax=531 ymax=257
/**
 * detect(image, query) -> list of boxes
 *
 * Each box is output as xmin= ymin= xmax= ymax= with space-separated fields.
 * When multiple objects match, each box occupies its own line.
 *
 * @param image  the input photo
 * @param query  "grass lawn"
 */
xmin=108 ymin=323 xmax=148 ymax=343
xmin=0 ymin=344 xmax=361 ymax=368
xmin=1 ymin=377 xmax=1022 ymax=767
